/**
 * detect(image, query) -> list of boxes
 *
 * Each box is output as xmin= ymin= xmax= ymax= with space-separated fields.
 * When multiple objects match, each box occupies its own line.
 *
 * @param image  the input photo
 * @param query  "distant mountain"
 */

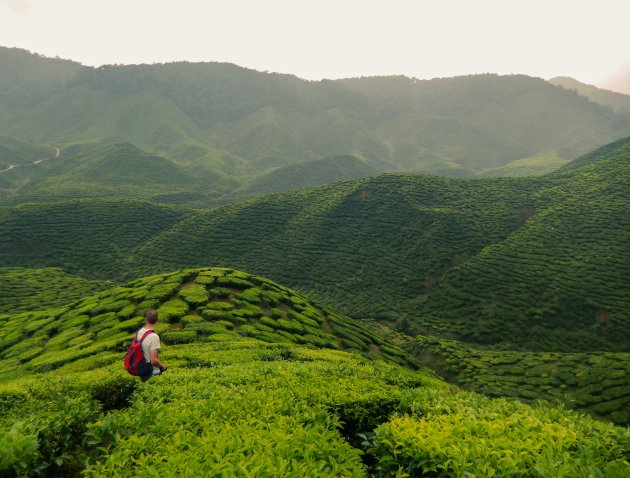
xmin=0 ymin=47 xmax=81 ymax=122
xmin=2 ymin=46 xmax=630 ymax=203
xmin=549 ymin=76 xmax=630 ymax=114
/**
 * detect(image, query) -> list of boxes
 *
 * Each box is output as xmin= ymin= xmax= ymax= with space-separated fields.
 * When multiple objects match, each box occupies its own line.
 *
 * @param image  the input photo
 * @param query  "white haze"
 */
xmin=0 ymin=0 xmax=629 ymax=89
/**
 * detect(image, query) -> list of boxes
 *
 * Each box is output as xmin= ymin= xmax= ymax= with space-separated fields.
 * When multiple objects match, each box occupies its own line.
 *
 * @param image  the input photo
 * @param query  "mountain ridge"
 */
xmin=2 ymin=45 xmax=630 ymax=203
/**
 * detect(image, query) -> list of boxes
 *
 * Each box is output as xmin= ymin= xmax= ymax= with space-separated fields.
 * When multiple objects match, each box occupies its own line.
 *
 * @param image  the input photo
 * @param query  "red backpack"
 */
xmin=124 ymin=329 xmax=154 ymax=376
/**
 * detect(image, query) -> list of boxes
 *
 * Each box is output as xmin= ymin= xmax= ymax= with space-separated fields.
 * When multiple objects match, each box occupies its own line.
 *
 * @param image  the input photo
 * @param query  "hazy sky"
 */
xmin=1 ymin=0 xmax=629 ymax=90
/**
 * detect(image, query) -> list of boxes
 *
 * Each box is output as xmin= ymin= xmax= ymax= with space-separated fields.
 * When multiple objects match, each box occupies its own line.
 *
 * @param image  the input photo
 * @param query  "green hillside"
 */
xmin=129 ymin=174 xmax=541 ymax=317
xmin=0 ymin=47 xmax=81 ymax=123
xmin=0 ymin=268 xmax=627 ymax=476
xmin=0 ymin=267 xmax=412 ymax=380
xmin=0 ymin=199 xmax=192 ymax=277
xmin=8 ymin=142 xmax=207 ymax=203
xmin=241 ymin=154 xmax=378 ymax=197
xmin=549 ymin=76 xmax=630 ymax=115
xmin=0 ymin=267 xmax=108 ymax=313
xmin=413 ymin=335 xmax=630 ymax=425
xmin=0 ymin=136 xmax=52 ymax=172
xmin=417 ymin=138 xmax=630 ymax=351
xmin=2 ymin=46 xmax=630 ymax=202
xmin=476 ymin=150 xmax=570 ymax=178
xmin=1 ymin=138 xmax=629 ymax=354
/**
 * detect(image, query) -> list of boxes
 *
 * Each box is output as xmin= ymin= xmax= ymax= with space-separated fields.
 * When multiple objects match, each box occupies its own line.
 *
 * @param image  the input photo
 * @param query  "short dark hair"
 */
xmin=145 ymin=309 xmax=158 ymax=324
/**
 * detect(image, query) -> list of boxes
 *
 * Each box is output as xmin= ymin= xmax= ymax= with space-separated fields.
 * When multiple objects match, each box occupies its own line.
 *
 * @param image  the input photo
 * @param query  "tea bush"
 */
xmin=413 ymin=335 xmax=630 ymax=425
xmin=0 ymin=268 xmax=628 ymax=476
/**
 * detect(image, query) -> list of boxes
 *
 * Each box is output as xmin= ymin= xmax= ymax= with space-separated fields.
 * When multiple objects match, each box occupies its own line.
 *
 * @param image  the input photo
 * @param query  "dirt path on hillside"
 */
xmin=0 ymin=146 xmax=61 ymax=175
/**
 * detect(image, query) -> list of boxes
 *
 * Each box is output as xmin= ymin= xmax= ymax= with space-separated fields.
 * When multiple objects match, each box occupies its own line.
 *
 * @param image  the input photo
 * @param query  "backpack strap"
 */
xmin=135 ymin=329 xmax=155 ymax=343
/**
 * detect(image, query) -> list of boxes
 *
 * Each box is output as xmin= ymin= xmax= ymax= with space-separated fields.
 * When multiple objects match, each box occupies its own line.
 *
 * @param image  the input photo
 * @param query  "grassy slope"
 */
xmin=412 ymin=335 xmax=630 ymax=426
xmin=0 ymin=267 xmax=412 ymax=380
xmin=10 ymin=142 xmax=203 ymax=203
xmin=131 ymin=174 xmax=539 ymax=316
xmin=0 ymin=268 xmax=627 ymax=476
xmin=476 ymin=150 xmax=570 ymax=178
xmin=0 ymin=267 xmax=108 ymax=313
xmin=241 ymin=154 xmax=379 ymax=197
xmin=418 ymin=138 xmax=630 ymax=351
xmin=0 ymin=137 xmax=53 ymax=171
xmin=0 ymin=199 xmax=192 ymax=278
xmin=0 ymin=139 xmax=629 ymax=353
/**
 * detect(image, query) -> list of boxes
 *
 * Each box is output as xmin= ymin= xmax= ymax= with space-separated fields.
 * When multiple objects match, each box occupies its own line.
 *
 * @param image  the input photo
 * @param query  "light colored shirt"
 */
xmin=137 ymin=327 xmax=161 ymax=375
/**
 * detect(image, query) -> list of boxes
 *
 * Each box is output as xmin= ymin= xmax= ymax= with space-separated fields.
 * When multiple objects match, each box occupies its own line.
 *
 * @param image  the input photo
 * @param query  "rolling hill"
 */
xmin=417 ymin=137 xmax=630 ymax=351
xmin=1 ymin=138 xmax=629 ymax=353
xmin=0 ymin=199 xmax=192 ymax=278
xmin=5 ymin=142 xmax=205 ymax=203
xmin=0 ymin=268 xmax=627 ymax=476
xmin=240 ymin=154 xmax=378 ymax=198
xmin=2 ymin=46 xmax=630 ymax=207
xmin=412 ymin=335 xmax=630 ymax=425
xmin=0 ymin=267 xmax=108 ymax=313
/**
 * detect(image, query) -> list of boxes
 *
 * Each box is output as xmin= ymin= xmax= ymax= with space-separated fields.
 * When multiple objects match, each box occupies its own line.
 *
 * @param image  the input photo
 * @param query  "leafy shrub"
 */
xmin=161 ymin=330 xmax=198 ymax=344
xmin=179 ymin=284 xmax=208 ymax=306
xmin=157 ymin=300 xmax=189 ymax=323
xmin=181 ymin=315 xmax=203 ymax=326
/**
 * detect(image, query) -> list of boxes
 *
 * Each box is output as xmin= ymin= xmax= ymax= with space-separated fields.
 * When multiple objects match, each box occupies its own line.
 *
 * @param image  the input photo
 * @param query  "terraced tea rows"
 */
xmin=413 ymin=335 xmax=630 ymax=425
xmin=418 ymin=138 xmax=630 ymax=350
xmin=0 ymin=268 xmax=412 ymax=380
xmin=0 ymin=267 xmax=107 ymax=313
xmin=1 ymin=138 xmax=629 ymax=355
xmin=0 ymin=199 xmax=191 ymax=278
xmin=131 ymin=173 xmax=539 ymax=317
xmin=1 ymin=337 xmax=627 ymax=476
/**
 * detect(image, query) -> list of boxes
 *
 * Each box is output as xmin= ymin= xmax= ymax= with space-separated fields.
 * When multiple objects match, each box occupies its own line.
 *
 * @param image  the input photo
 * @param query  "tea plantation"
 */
xmin=0 ymin=199 xmax=191 ymax=278
xmin=0 ymin=267 xmax=107 ymax=313
xmin=0 ymin=268 xmax=628 ymax=476
xmin=414 ymin=335 xmax=630 ymax=426
xmin=3 ymin=138 xmax=629 ymax=353
xmin=417 ymin=137 xmax=630 ymax=351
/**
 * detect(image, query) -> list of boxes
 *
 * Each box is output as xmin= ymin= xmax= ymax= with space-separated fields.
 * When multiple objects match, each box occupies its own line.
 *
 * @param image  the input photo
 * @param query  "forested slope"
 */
xmin=2 ymin=46 xmax=630 ymax=199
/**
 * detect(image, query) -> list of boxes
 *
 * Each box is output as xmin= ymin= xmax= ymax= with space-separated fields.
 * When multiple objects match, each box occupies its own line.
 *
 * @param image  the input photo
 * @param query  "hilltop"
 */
xmin=549 ymin=76 xmax=630 ymax=115
xmin=2 ymin=46 xmax=630 ymax=207
xmin=0 ymin=268 xmax=627 ymax=476
xmin=0 ymin=268 xmax=413 ymax=381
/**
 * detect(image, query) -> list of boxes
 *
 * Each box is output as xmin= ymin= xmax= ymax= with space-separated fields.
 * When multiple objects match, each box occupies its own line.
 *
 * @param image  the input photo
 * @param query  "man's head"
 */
xmin=145 ymin=309 xmax=158 ymax=325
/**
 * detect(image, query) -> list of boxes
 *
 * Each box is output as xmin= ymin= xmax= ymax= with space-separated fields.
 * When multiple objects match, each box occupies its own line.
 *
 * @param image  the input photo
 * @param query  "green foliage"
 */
xmin=157 ymin=299 xmax=189 ymax=324
xmin=0 ymin=199 xmax=191 ymax=280
xmin=0 ymin=337 xmax=627 ymax=477
xmin=413 ymin=335 xmax=630 ymax=425
xmin=0 ymin=268 xmax=415 ymax=377
xmin=2 ymin=48 xmax=630 ymax=208
xmin=370 ymin=388 xmax=630 ymax=477
xmin=3 ymin=137 xmax=630 ymax=354
xmin=0 ymin=267 xmax=107 ymax=313
xmin=178 ymin=283 xmax=208 ymax=306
